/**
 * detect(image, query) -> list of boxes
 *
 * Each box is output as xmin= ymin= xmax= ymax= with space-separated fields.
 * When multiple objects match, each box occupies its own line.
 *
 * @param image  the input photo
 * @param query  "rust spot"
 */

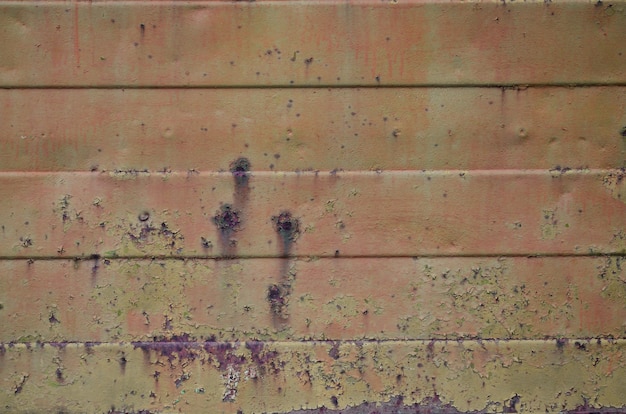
xmin=286 ymin=395 xmax=483 ymax=413
xmin=230 ymin=157 xmax=251 ymax=216
xmin=55 ymin=367 xmax=64 ymax=382
xmin=245 ymin=341 xmax=281 ymax=375
xmin=503 ymin=394 xmax=521 ymax=413
xmin=48 ymin=312 xmax=60 ymax=324
xmin=213 ymin=204 xmax=241 ymax=233
xmin=91 ymin=253 xmax=100 ymax=285
xmin=118 ymin=351 xmax=127 ymax=374
xmin=230 ymin=157 xmax=250 ymax=187
xmin=128 ymin=218 xmax=183 ymax=252
xmin=566 ymin=402 xmax=626 ymax=413
xmin=272 ymin=211 xmax=300 ymax=255
xmin=328 ymin=342 xmax=340 ymax=360
xmin=200 ymin=237 xmax=213 ymax=249
xmin=267 ymin=283 xmax=290 ymax=320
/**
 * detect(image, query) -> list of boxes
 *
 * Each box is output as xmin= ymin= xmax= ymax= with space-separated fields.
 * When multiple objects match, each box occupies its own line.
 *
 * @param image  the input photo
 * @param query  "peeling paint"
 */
xmin=1 ymin=1 xmax=626 ymax=412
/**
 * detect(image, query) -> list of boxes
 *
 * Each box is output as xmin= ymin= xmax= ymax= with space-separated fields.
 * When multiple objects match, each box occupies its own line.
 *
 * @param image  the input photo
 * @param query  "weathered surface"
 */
xmin=1 ymin=1 xmax=625 ymax=87
xmin=1 ymin=257 xmax=626 ymax=342
xmin=2 ymin=87 xmax=625 ymax=172
xmin=2 ymin=0 xmax=626 ymax=412
xmin=2 ymin=340 xmax=626 ymax=413
xmin=0 ymin=171 xmax=625 ymax=258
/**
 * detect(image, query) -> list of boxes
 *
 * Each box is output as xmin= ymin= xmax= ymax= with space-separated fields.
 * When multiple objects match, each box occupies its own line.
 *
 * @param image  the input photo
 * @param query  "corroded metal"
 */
xmin=0 ymin=171 xmax=625 ymax=258
xmin=0 ymin=1 xmax=625 ymax=87
xmin=2 ymin=340 xmax=626 ymax=413
xmin=1 ymin=0 xmax=626 ymax=412
xmin=1 ymin=257 xmax=626 ymax=342
xmin=2 ymin=88 xmax=625 ymax=172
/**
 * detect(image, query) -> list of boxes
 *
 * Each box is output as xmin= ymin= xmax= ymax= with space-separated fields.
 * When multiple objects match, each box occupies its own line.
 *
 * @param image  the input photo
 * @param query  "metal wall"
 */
xmin=1 ymin=1 xmax=626 ymax=412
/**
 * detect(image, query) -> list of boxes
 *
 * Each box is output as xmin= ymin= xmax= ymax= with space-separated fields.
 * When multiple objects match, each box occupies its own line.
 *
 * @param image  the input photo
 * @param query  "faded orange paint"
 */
xmin=1 ymin=88 xmax=625 ymax=172
xmin=1 ymin=2 xmax=625 ymax=86
xmin=1 ymin=1 xmax=626 ymax=413
xmin=1 ymin=171 xmax=625 ymax=258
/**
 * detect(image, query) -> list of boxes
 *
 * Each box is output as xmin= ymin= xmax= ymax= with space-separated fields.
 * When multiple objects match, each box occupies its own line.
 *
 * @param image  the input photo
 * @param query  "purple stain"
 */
xmin=213 ymin=204 xmax=241 ymax=233
xmin=328 ymin=342 xmax=341 ymax=360
xmin=272 ymin=211 xmax=300 ymax=243
xmin=267 ymin=283 xmax=291 ymax=322
xmin=230 ymin=157 xmax=251 ymax=186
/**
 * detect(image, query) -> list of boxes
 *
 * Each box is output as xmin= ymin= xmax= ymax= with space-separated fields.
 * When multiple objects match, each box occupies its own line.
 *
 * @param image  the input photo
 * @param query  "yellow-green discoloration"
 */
xmin=1 ymin=340 xmax=626 ymax=413
xmin=2 ymin=257 xmax=626 ymax=343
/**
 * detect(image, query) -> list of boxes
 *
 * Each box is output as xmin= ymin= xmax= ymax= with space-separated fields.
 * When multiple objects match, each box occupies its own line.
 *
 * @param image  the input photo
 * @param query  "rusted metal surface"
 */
xmin=1 ymin=1 xmax=625 ymax=87
xmin=2 ymin=87 xmax=626 ymax=172
xmin=1 ymin=171 xmax=625 ymax=258
xmin=2 ymin=257 xmax=626 ymax=342
xmin=2 ymin=0 xmax=626 ymax=412
xmin=2 ymin=340 xmax=626 ymax=413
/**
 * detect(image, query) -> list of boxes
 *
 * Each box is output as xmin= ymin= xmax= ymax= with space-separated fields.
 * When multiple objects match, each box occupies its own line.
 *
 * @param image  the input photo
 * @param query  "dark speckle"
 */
xmin=118 ymin=352 xmax=127 ymax=372
xmin=230 ymin=157 xmax=250 ymax=175
xmin=304 ymin=57 xmax=313 ymax=65
xmin=328 ymin=342 xmax=340 ymax=360
xmin=138 ymin=211 xmax=150 ymax=222
xmin=230 ymin=157 xmax=251 ymax=186
xmin=213 ymin=204 xmax=241 ymax=233
xmin=201 ymin=237 xmax=213 ymax=249
xmin=620 ymin=126 xmax=626 ymax=137
xmin=330 ymin=396 xmax=339 ymax=407
xmin=267 ymin=284 xmax=290 ymax=319
xmin=272 ymin=211 xmax=299 ymax=242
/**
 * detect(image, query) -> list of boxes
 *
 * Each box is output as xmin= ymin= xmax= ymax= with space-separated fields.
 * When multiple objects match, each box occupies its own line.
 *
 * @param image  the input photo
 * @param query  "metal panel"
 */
xmin=1 ymin=1 xmax=625 ymax=87
xmin=1 ymin=171 xmax=626 ymax=258
xmin=2 ymin=257 xmax=626 ymax=342
xmin=1 ymin=0 xmax=626 ymax=412
xmin=2 ymin=87 xmax=625 ymax=172
xmin=2 ymin=340 xmax=626 ymax=413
